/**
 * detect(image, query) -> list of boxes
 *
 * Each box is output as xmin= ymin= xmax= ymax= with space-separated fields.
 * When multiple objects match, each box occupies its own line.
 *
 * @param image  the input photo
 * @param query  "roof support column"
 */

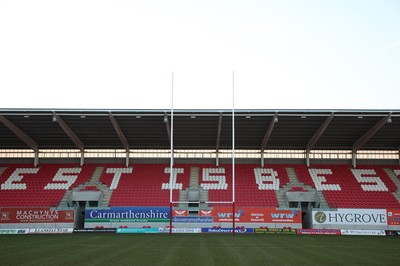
xmin=215 ymin=113 xmax=223 ymax=167
xmin=109 ymin=112 xmax=130 ymax=151
xmin=352 ymin=151 xmax=357 ymax=169
xmin=305 ymin=113 xmax=334 ymax=168
xmin=34 ymin=150 xmax=39 ymax=167
xmin=352 ymin=114 xmax=391 ymax=152
xmin=53 ymin=113 xmax=85 ymax=159
xmin=0 ymin=115 xmax=39 ymax=164
xmin=261 ymin=152 xmax=264 ymax=167
xmin=260 ymin=115 xmax=278 ymax=167
xmin=80 ymin=151 xmax=84 ymax=166
xmin=126 ymin=150 xmax=130 ymax=167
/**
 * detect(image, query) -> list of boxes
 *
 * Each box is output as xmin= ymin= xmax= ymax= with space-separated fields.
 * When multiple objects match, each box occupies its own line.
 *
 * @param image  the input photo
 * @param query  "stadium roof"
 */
xmin=0 ymin=109 xmax=399 ymax=152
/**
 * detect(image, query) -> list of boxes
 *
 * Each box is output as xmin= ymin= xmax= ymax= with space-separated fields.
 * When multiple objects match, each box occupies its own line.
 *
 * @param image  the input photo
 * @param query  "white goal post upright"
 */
xmin=169 ymin=72 xmax=174 ymax=236
xmin=232 ymin=70 xmax=236 ymax=236
xmin=168 ymin=71 xmax=236 ymax=236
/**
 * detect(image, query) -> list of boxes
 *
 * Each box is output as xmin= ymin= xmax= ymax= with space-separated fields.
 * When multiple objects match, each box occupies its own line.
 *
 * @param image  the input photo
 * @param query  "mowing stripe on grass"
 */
xmin=0 ymin=234 xmax=400 ymax=266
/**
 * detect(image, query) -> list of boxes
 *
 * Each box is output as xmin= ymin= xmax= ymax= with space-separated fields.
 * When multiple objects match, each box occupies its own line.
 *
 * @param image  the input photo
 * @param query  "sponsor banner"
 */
xmin=385 ymin=230 xmax=400 ymax=236
xmin=28 ymin=228 xmax=73 ymax=234
xmin=73 ymin=228 xmax=117 ymax=233
xmin=158 ymin=228 xmax=201 ymax=233
xmin=340 ymin=229 xmax=386 ymax=236
xmin=296 ymin=229 xmax=341 ymax=235
xmin=0 ymin=207 xmax=74 ymax=224
xmin=313 ymin=209 xmax=387 ymax=226
xmin=386 ymin=209 xmax=400 ymax=226
xmin=85 ymin=207 xmax=170 ymax=223
xmin=0 ymin=229 xmax=29 ymax=235
xmin=116 ymin=228 xmax=159 ymax=234
xmin=200 ymin=207 xmax=301 ymax=224
xmin=254 ymin=228 xmax=296 ymax=234
xmin=172 ymin=217 xmax=213 ymax=223
xmin=173 ymin=210 xmax=188 ymax=217
xmin=201 ymin=228 xmax=254 ymax=234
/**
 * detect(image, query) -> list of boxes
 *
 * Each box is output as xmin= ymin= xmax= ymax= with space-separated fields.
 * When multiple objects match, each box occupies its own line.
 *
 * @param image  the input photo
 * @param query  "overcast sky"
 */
xmin=1 ymin=0 xmax=399 ymax=110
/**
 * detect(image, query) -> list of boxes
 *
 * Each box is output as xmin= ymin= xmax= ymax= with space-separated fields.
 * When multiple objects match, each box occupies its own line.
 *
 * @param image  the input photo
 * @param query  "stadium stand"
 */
xmin=0 ymin=164 xmax=95 ymax=207
xmin=1 ymin=163 xmax=400 ymax=209
xmin=234 ymin=164 xmax=290 ymax=207
xmin=99 ymin=164 xmax=290 ymax=207
xmin=101 ymin=164 xmax=190 ymax=207
xmin=294 ymin=165 xmax=400 ymax=209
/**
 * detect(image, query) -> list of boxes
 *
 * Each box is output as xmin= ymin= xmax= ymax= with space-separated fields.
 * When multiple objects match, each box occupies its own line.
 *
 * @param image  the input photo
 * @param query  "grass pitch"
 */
xmin=1 ymin=234 xmax=400 ymax=266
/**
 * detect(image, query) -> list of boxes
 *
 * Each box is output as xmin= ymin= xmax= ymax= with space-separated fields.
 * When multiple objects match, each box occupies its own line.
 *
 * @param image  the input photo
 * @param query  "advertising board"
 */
xmin=386 ymin=209 xmax=400 ymax=226
xmin=172 ymin=217 xmax=213 ymax=223
xmin=312 ymin=209 xmax=387 ymax=226
xmin=254 ymin=228 xmax=296 ymax=234
xmin=0 ymin=207 xmax=74 ymax=224
xmin=116 ymin=228 xmax=159 ymax=234
xmin=73 ymin=228 xmax=117 ymax=233
xmin=385 ymin=230 xmax=400 ymax=236
xmin=28 ymin=228 xmax=73 ymax=234
xmin=201 ymin=228 xmax=254 ymax=234
xmin=173 ymin=210 xmax=188 ymax=217
xmin=296 ymin=229 xmax=341 ymax=235
xmin=158 ymin=228 xmax=201 ymax=233
xmin=340 ymin=229 xmax=386 ymax=236
xmin=85 ymin=207 xmax=170 ymax=223
xmin=200 ymin=207 xmax=301 ymax=224
xmin=0 ymin=229 xmax=29 ymax=234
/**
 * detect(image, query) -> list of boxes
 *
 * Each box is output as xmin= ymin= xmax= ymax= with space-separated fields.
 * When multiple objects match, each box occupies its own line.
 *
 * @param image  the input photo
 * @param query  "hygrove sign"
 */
xmin=313 ymin=209 xmax=387 ymax=226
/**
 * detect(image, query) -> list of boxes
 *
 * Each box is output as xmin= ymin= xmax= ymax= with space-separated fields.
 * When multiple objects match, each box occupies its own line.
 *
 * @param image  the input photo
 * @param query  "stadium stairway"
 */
xmin=178 ymin=167 xmax=209 ymax=210
xmin=190 ymin=166 xmax=200 ymax=187
xmin=384 ymin=168 xmax=400 ymax=204
xmin=316 ymin=191 xmax=329 ymax=208
xmin=90 ymin=166 xmax=104 ymax=182
xmin=278 ymin=167 xmax=328 ymax=208
xmin=0 ymin=167 xmax=6 ymax=176
xmin=58 ymin=166 xmax=113 ymax=208
xmin=275 ymin=188 xmax=287 ymax=207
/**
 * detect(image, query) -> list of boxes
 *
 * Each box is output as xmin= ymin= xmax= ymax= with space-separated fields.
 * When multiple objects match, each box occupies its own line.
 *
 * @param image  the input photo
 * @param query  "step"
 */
xmin=384 ymin=168 xmax=400 ymax=188
xmin=0 ymin=167 xmax=7 ymax=176
xmin=190 ymin=167 xmax=200 ymax=187
xmin=286 ymin=167 xmax=299 ymax=183
xmin=91 ymin=166 xmax=105 ymax=182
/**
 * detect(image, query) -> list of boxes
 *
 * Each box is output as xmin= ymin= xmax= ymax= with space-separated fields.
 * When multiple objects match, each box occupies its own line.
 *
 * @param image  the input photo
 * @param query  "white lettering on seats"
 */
xmin=44 ymin=168 xmax=82 ymax=190
xmin=254 ymin=168 xmax=279 ymax=190
xmin=200 ymin=168 xmax=228 ymax=190
xmin=162 ymin=168 xmax=184 ymax=190
xmin=308 ymin=168 xmax=341 ymax=191
xmin=351 ymin=169 xmax=388 ymax=192
xmin=1 ymin=168 xmax=38 ymax=190
xmin=106 ymin=168 xmax=133 ymax=190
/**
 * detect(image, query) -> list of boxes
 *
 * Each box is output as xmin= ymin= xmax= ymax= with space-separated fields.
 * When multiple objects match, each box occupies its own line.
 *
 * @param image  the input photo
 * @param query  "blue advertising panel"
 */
xmin=116 ymin=228 xmax=159 ymax=234
xmin=172 ymin=217 xmax=213 ymax=223
xmin=201 ymin=228 xmax=254 ymax=234
xmin=85 ymin=207 xmax=170 ymax=223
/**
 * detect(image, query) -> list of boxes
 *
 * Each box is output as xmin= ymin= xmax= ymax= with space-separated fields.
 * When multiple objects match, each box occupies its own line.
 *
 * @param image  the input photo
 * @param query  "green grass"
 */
xmin=1 ymin=234 xmax=400 ymax=266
